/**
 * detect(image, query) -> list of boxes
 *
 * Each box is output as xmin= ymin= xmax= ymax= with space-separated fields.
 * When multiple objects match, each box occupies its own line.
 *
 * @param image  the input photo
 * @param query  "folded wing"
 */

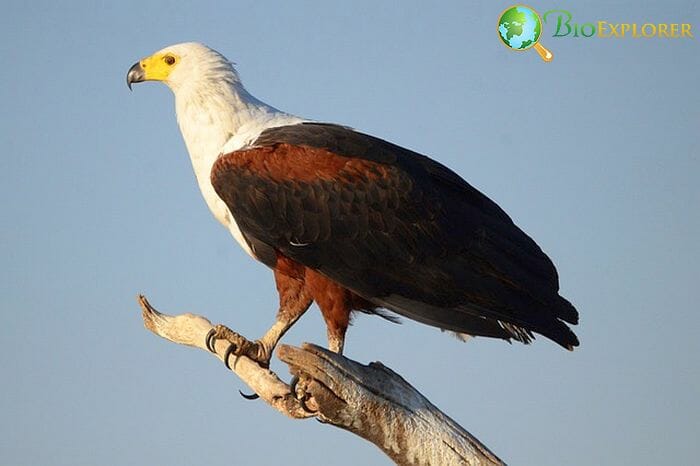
xmin=211 ymin=123 xmax=579 ymax=349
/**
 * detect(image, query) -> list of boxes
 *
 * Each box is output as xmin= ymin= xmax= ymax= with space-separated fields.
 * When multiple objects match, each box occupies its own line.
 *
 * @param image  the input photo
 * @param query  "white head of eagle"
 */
xmin=127 ymin=42 xmax=579 ymax=365
xmin=127 ymin=42 xmax=303 ymax=252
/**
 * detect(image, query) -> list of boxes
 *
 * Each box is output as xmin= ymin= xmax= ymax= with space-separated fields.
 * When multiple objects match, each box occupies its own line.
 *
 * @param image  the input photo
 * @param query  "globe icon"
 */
xmin=497 ymin=5 xmax=553 ymax=61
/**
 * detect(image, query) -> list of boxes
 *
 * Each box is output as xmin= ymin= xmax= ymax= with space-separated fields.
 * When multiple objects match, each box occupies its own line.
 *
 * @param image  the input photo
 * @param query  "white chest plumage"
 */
xmin=175 ymin=85 xmax=303 ymax=259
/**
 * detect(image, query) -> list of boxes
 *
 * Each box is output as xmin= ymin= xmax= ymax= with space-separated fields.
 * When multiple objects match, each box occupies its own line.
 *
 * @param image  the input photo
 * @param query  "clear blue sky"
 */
xmin=1 ymin=1 xmax=698 ymax=465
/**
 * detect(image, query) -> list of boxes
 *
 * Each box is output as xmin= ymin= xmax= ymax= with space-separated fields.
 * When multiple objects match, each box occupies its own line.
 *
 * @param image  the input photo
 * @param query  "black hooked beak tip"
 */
xmin=126 ymin=62 xmax=145 ymax=91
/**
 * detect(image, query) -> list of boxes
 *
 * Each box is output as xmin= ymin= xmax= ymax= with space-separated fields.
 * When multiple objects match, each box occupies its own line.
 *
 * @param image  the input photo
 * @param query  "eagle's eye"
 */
xmin=163 ymin=55 xmax=176 ymax=66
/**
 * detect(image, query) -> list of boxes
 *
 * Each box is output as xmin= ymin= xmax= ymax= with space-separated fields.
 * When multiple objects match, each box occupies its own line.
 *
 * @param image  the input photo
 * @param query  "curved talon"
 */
xmin=223 ymin=343 xmax=238 ymax=370
xmin=299 ymin=394 xmax=317 ymax=414
xmin=239 ymin=390 xmax=260 ymax=400
xmin=289 ymin=375 xmax=300 ymax=396
xmin=205 ymin=328 xmax=217 ymax=353
xmin=290 ymin=375 xmax=317 ymax=414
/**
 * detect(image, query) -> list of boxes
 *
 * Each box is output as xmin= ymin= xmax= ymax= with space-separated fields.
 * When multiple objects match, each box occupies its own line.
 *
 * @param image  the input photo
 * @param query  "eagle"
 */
xmin=127 ymin=42 xmax=579 ymax=366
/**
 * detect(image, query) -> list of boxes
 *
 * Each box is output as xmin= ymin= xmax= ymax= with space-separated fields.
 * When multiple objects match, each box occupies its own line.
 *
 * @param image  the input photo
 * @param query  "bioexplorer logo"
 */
xmin=498 ymin=4 xmax=694 ymax=62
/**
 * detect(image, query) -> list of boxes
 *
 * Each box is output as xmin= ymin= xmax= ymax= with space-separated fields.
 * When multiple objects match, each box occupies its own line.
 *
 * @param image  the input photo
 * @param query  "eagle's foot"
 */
xmin=206 ymin=324 xmax=272 ymax=369
xmin=290 ymin=375 xmax=317 ymax=414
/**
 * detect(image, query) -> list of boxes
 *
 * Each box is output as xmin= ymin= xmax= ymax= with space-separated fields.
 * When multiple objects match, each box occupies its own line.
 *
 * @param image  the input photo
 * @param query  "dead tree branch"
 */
xmin=138 ymin=294 xmax=505 ymax=466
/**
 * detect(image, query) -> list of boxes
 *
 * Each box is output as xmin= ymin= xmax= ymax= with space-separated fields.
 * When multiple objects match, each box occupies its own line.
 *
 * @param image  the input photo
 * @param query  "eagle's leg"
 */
xmin=255 ymin=271 xmax=313 ymax=363
xmin=304 ymin=268 xmax=350 ymax=355
xmin=288 ymin=275 xmax=350 ymax=413
xmin=208 ymin=269 xmax=312 ymax=368
xmin=286 ymin=267 xmax=353 ymax=412
xmin=326 ymin=326 xmax=346 ymax=354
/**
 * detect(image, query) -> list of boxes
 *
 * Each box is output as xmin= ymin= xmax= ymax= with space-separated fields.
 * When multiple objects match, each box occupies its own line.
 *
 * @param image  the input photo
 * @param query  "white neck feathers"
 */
xmin=171 ymin=67 xmax=302 ymax=228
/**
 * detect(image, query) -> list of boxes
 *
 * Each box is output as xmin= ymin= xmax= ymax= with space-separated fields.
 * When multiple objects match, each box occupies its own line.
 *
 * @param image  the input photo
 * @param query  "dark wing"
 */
xmin=211 ymin=123 xmax=579 ymax=349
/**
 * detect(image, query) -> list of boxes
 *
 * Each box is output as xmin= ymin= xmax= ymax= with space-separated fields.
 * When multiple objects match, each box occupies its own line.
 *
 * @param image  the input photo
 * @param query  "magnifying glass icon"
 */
xmin=498 ymin=5 xmax=553 ymax=62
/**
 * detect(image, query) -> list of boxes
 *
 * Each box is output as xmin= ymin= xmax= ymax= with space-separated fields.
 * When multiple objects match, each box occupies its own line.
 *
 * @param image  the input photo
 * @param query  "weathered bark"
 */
xmin=138 ymin=295 xmax=505 ymax=466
